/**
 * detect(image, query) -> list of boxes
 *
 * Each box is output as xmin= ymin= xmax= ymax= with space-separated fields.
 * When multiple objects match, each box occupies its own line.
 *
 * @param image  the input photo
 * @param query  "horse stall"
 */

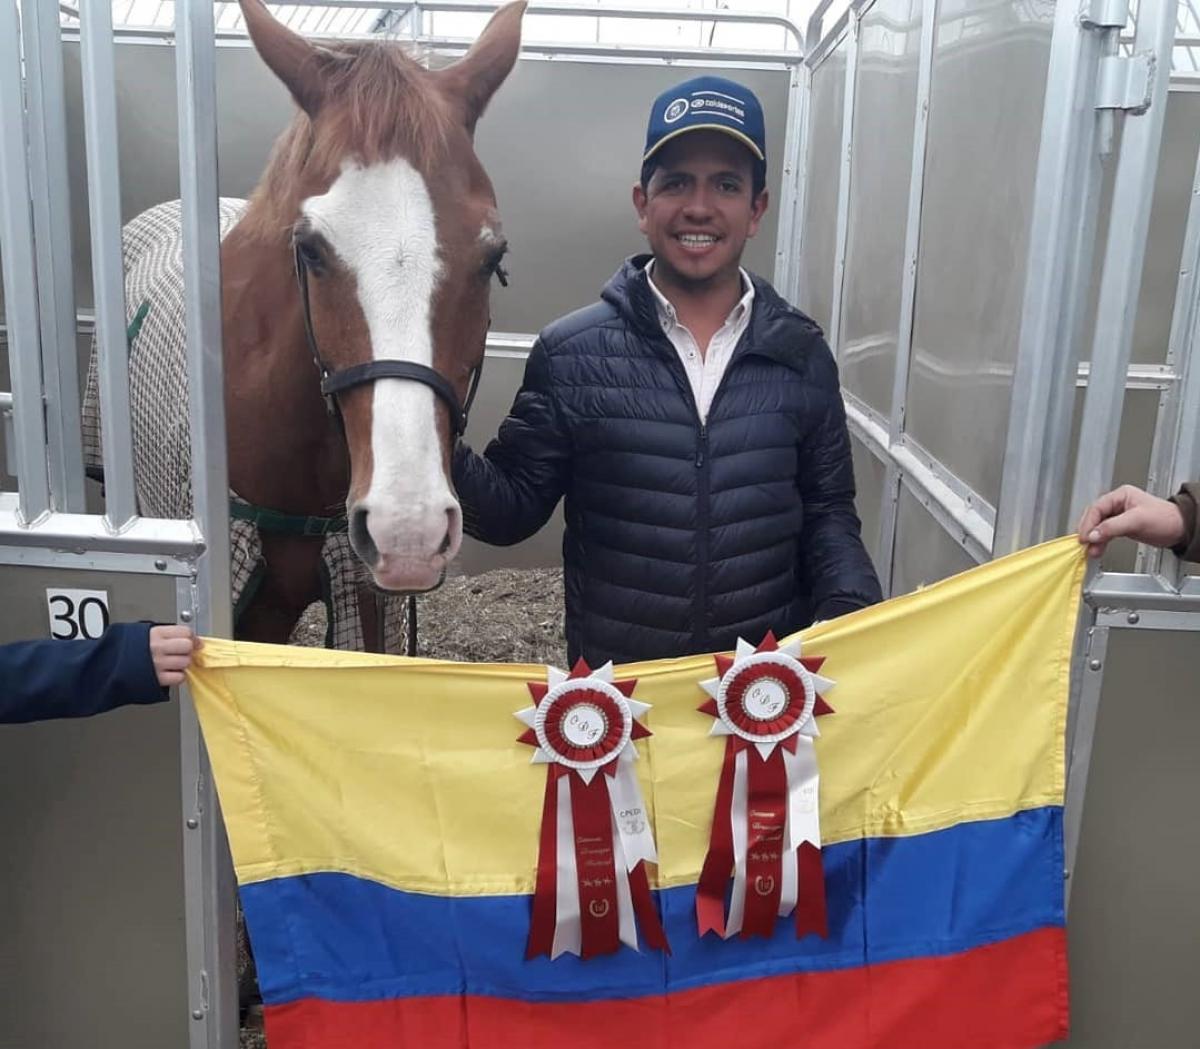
xmin=0 ymin=0 xmax=1197 ymax=1047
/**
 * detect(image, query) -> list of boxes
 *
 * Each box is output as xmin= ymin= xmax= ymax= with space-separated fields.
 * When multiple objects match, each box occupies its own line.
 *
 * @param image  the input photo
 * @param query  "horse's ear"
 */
xmin=437 ymin=0 xmax=526 ymax=135
xmin=239 ymin=0 xmax=331 ymax=116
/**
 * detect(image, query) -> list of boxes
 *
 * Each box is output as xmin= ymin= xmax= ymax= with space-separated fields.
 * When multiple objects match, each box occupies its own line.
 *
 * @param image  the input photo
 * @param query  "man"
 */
xmin=1078 ymin=482 xmax=1199 ymax=561
xmin=455 ymin=76 xmax=881 ymax=664
xmin=0 ymin=622 xmax=198 ymax=724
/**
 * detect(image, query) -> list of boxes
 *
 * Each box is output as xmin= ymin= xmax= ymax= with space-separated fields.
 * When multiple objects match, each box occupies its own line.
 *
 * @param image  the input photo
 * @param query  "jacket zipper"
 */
xmin=654 ymin=329 xmax=749 ymax=653
xmin=694 ymin=421 xmax=711 ymax=652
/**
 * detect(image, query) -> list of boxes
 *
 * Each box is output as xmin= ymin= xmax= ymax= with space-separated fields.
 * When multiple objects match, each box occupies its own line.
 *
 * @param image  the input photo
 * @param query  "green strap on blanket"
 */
xmin=229 ymin=498 xmax=347 ymax=538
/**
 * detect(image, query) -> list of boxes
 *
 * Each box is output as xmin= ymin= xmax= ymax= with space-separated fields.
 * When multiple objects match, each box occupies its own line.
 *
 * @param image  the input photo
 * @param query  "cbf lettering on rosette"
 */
xmin=695 ymin=631 xmax=836 ymax=940
xmin=516 ymin=659 xmax=669 ymax=960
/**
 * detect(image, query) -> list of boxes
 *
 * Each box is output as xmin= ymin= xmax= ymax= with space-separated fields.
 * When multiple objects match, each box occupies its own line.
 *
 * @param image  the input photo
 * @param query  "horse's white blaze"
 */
xmin=303 ymin=158 xmax=461 ymax=585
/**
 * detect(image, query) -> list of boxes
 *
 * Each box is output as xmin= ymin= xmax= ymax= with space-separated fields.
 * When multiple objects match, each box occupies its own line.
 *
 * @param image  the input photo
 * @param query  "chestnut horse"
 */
xmin=208 ymin=0 xmax=524 ymax=644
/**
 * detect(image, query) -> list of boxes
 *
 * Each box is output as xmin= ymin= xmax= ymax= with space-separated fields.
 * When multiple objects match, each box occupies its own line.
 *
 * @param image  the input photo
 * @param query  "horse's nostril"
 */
xmin=439 ymin=506 xmax=460 ymax=556
xmin=349 ymin=505 xmax=379 ymax=567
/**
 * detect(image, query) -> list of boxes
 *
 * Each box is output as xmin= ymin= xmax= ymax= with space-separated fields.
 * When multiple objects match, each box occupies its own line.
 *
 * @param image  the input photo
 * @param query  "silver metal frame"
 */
xmin=879 ymin=0 xmax=938 ymax=589
xmin=0 ymin=0 xmax=52 ymax=522
xmin=992 ymin=0 xmax=1124 ymax=556
xmin=175 ymin=0 xmax=238 ymax=1045
xmin=1069 ymin=0 xmax=1180 ymax=525
xmin=1139 ymin=131 xmax=1200 ymax=581
xmin=22 ymin=0 xmax=86 ymax=513
xmin=772 ymin=62 xmax=808 ymax=298
xmin=79 ymin=0 xmax=138 ymax=529
xmin=799 ymin=0 xmax=1199 ymax=929
xmin=826 ymin=11 xmax=859 ymax=357
xmin=1 ymin=0 xmax=238 ymax=1044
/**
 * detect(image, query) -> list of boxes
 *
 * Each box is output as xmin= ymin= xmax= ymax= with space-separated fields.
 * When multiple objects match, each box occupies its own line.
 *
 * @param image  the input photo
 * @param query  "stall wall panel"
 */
xmin=1061 ymin=628 xmax=1200 ymax=1048
xmin=1061 ymin=387 xmax=1158 ymax=568
xmin=0 ymin=570 xmax=186 ymax=1049
xmin=1084 ymin=91 xmax=1200 ymax=365
xmin=51 ymin=42 xmax=787 ymax=334
xmin=905 ymin=0 xmax=1054 ymax=508
xmin=849 ymin=434 xmax=887 ymax=576
xmin=889 ymin=478 xmax=976 ymax=595
xmin=798 ymin=42 xmax=847 ymax=333
xmin=837 ymin=0 xmax=922 ymax=414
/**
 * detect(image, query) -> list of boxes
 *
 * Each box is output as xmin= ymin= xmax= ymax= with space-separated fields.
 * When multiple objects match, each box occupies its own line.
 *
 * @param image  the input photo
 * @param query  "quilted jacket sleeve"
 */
xmin=453 ymin=340 xmax=571 ymax=547
xmin=0 ymin=622 xmax=167 ymax=725
xmin=1170 ymin=481 xmax=1200 ymax=563
xmin=797 ymin=346 xmax=883 ymax=619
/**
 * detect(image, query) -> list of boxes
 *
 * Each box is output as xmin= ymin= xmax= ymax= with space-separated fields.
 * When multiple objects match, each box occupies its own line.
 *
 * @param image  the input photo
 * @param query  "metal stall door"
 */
xmin=794 ymin=0 xmax=1196 ymax=1043
xmin=0 ymin=0 xmax=235 ymax=1046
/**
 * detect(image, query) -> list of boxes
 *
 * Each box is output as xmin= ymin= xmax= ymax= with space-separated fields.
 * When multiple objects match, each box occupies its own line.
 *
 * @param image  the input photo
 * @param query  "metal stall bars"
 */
xmin=1056 ymin=0 xmax=1182 ymax=898
xmin=0 ymin=0 xmax=235 ymax=1046
xmin=796 ymin=0 xmax=1185 ymax=895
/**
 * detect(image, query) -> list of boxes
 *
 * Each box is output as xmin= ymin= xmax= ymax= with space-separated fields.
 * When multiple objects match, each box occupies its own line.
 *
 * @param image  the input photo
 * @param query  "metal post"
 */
xmin=0 ymin=0 xmax=52 ymax=522
xmin=175 ymin=0 xmax=237 ymax=1044
xmin=791 ymin=66 xmax=815 ymax=310
xmin=992 ymin=0 xmax=1126 ymax=555
xmin=80 ymin=0 xmax=138 ymax=529
xmin=22 ymin=0 xmax=86 ymax=513
xmin=878 ymin=0 xmax=939 ymax=590
xmin=827 ymin=12 xmax=860 ymax=358
xmin=1140 ymin=136 xmax=1200 ymax=583
xmin=1068 ymin=0 xmax=1180 ymax=525
xmin=773 ymin=63 xmax=807 ymax=303
xmin=1063 ymin=613 xmax=1107 ymax=908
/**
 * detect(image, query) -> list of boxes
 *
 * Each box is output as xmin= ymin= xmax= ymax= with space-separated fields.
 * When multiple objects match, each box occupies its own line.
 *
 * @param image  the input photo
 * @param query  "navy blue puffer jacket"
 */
xmin=454 ymin=257 xmax=881 ymax=665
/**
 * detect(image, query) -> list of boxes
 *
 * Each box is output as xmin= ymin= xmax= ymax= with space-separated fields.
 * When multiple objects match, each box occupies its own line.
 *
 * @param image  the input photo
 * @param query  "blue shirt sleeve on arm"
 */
xmin=0 ymin=622 xmax=167 ymax=725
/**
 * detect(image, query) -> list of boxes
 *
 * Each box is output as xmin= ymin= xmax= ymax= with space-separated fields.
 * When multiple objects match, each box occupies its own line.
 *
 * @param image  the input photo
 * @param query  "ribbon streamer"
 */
xmin=517 ymin=659 xmax=669 ymax=960
xmin=696 ymin=632 xmax=836 ymax=941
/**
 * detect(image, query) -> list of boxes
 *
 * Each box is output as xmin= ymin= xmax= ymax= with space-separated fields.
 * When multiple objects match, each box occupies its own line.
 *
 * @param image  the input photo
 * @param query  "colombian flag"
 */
xmin=189 ymin=537 xmax=1083 ymax=1049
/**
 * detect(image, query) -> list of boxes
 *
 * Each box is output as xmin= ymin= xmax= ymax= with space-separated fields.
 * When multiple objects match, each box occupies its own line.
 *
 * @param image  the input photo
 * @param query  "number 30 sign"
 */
xmin=45 ymin=589 xmax=111 ymax=641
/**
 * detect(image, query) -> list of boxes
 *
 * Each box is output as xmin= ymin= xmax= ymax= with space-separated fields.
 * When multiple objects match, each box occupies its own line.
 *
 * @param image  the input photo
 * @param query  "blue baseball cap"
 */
xmin=642 ymin=75 xmax=766 ymax=168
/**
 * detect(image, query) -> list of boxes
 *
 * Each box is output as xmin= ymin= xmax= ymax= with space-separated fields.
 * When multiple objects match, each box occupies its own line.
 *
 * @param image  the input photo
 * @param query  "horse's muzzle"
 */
xmin=348 ymin=500 xmax=462 ymax=592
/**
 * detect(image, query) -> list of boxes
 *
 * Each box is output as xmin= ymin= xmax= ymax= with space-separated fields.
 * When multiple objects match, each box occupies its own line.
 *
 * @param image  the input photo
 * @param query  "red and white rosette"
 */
xmin=516 ymin=658 xmax=669 ymax=960
xmin=696 ymin=631 xmax=836 ymax=940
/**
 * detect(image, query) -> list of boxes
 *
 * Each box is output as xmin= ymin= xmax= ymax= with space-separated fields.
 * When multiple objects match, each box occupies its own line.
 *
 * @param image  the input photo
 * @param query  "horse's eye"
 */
xmin=296 ymin=237 xmax=325 ymax=274
xmin=484 ymin=245 xmax=509 ymax=287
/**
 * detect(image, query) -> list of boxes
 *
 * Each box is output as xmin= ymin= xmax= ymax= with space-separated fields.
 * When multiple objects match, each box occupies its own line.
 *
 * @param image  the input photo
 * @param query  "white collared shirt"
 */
xmin=645 ymin=260 xmax=755 ymax=423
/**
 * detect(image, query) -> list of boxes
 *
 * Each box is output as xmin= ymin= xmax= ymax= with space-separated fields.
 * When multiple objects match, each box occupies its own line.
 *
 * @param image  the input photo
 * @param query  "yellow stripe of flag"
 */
xmin=189 ymin=536 xmax=1083 ymax=895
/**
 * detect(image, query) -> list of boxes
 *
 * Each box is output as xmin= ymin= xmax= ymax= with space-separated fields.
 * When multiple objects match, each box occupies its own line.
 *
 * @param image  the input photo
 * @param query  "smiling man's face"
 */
xmin=633 ymin=130 xmax=768 ymax=296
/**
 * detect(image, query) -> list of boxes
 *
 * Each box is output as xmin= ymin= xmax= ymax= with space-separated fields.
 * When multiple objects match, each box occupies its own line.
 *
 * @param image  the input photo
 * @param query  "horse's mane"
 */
xmin=242 ymin=41 xmax=455 ymax=241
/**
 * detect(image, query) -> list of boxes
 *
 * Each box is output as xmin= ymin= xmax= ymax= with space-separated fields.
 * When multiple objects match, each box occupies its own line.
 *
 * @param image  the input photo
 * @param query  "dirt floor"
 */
xmin=239 ymin=566 xmax=565 ymax=1047
xmin=289 ymin=565 xmax=567 ymax=665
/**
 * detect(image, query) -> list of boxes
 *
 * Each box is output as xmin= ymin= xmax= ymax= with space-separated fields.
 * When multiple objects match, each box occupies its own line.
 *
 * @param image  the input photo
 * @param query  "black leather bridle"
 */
xmin=293 ymin=242 xmax=483 ymax=435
